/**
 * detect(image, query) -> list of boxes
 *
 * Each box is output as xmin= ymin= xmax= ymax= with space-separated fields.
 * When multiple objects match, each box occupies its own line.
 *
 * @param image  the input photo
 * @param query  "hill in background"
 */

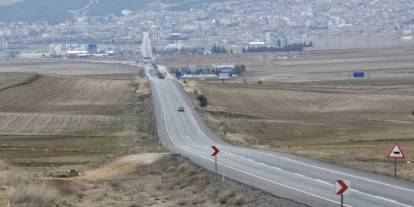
xmin=0 ymin=0 xmax=88 ymax=23
xmin=0 ymin=0 xmax=223 ymax=23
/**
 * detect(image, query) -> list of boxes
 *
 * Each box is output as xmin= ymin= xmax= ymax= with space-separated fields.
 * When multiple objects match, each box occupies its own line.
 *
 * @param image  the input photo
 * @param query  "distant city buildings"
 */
xmin=0 ymin=0 xmax=413 ymax=55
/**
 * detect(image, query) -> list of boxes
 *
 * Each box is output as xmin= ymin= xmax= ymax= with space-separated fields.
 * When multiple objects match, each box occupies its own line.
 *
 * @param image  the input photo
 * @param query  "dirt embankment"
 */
xmin=1 ymin=154 xmax=307 ymax=207
xmin=183 ymin=80 xmax=414 ymax=181
xmin=0 ymin=73 xmax=39 ymax=91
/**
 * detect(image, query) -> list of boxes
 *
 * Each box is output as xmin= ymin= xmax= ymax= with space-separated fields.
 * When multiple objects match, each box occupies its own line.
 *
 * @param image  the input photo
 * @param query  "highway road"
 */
xmin=150 ymin=78 xmax=414 ymax=207
xmin=141 ymin=32 xmax=153 ymax=59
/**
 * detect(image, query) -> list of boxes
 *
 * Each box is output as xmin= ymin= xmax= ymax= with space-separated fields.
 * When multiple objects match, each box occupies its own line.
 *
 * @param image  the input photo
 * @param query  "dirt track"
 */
xmin=80 ymin=153 xmax=169 ymax=180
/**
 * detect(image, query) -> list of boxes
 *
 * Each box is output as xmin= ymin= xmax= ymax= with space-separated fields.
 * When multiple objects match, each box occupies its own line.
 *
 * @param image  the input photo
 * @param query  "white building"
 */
xmin=0 ymin=37 xmax=8 ymax=50
xmin=249 ymin=41 xmax=266 ymax=48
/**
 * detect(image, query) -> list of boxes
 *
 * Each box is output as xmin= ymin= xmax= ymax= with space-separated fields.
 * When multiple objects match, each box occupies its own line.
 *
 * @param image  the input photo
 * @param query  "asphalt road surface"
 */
xmin=150 ymin=78 xmax=414 ymax=207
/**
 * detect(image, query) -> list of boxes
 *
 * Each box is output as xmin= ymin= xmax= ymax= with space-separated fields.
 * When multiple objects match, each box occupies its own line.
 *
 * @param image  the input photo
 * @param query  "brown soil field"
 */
xmin=0 ymin=60 xmax=137 ymax=75
xmin=185 ymin=80 xmax=414 ymax=180
xmin=0 ymin=75 xmax=132 ymax=115
xmin=0 ymin=72 xmax=156 ymax=168
xmin=0 ymin=75 xmax=141 ymax=137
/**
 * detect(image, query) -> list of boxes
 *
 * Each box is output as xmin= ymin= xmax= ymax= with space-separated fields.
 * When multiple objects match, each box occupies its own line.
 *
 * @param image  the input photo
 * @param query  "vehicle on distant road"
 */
xmin=178 ymin=106 xmax=185 ymax=112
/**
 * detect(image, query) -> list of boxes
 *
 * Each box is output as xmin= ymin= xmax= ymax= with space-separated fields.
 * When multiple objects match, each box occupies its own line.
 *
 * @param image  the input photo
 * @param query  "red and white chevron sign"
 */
xmin=211 ymin=146 xmax=219 ymax=157
xmin=336 ymin=180 xmax=350 ymax=195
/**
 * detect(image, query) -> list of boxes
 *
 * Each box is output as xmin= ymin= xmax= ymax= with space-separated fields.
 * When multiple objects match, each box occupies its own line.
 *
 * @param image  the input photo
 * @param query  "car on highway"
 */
xmin=178 ymin=106 xmax=185 ymax=112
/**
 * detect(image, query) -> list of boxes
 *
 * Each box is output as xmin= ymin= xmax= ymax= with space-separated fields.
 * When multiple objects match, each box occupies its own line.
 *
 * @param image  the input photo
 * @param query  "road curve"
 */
xmin=150 ymin=78 xmax=414 ymax=207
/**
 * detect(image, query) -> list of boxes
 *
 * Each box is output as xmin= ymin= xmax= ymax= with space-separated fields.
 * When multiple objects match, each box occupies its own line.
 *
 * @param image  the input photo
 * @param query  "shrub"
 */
xmin=11 ymin=182 xmax=58 ymax=207
xmin=0 ymin=160 xmax=8 ymax=170
xmin=233 ymin=194 xmax=246 ymax=206
xmin=197 ymin=95 xmax=208 ymax=107
xmin=257 ymin=80 xmax=263 ymax=85
xmin=217 ymin=190 xmax=234 ymax=204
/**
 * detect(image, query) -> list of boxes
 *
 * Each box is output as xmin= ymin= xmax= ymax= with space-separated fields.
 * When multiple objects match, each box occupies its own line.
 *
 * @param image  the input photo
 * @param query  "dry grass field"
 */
xmin=188 ymin=81 xmax=414 ymax=180
xmin=177 ymin=48 xmax=414 ymax=181
xmin=158 ymin=48 xmax=414 ymax=83
xmin=0 ymin=154 xmax=306 ymax=207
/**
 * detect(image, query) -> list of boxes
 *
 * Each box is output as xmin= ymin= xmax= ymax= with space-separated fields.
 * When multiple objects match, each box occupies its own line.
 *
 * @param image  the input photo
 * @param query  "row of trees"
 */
xmin=242 ymin=42 xmax=313 ymax=53
xmin=234 ymin=64 xmax=247 ymax=75
xmin=153 ymin=41 xmax=314 ymax=55
xmin=210 ymin=45 xmax=234 ymax=54
xmin=169 ymin=64 xmax=247 ymax=75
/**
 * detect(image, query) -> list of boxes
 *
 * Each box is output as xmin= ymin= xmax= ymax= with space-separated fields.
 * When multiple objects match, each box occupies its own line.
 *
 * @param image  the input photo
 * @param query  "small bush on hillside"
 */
xmin=197 ymin=95 xmax=208 ymax=107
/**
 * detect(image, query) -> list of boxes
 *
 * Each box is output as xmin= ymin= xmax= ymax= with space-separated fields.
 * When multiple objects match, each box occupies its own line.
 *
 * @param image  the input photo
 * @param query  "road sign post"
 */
xmin=336 ymin=180 xmax=350 ymax=207
xmin=395 ymin=158 xmax=397 ymax=177
xmin=388 ymin=143 xmax=405 ymax=177
xmin=215 ymin=156 xmax=218 ymax=180
xmin=218 ymin=72 xmax=232 ymax=84
xmin=211 ymin=146 xmax=220 ymax=181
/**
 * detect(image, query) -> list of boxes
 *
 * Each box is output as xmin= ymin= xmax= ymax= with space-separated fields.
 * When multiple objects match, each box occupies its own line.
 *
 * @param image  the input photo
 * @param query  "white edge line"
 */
xmin=259 ymin=151 xmax=414 ymax=193
xmin=222 ymin=151 xmax=412 ymax=207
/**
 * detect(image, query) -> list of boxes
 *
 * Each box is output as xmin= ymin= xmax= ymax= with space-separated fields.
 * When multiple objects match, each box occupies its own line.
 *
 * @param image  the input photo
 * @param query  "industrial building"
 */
xmin=48 ymin=43 xmax=114 ymax=58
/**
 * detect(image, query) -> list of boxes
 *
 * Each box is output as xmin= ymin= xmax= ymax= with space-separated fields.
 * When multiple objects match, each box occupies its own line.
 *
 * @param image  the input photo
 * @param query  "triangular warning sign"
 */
xmin=388 ymin=144 xmax=405 ymax=159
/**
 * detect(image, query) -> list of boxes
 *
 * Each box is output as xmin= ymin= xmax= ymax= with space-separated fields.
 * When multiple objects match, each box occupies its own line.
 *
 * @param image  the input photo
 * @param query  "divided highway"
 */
xmin=150 ymin=78 xmax=414 ymax=207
